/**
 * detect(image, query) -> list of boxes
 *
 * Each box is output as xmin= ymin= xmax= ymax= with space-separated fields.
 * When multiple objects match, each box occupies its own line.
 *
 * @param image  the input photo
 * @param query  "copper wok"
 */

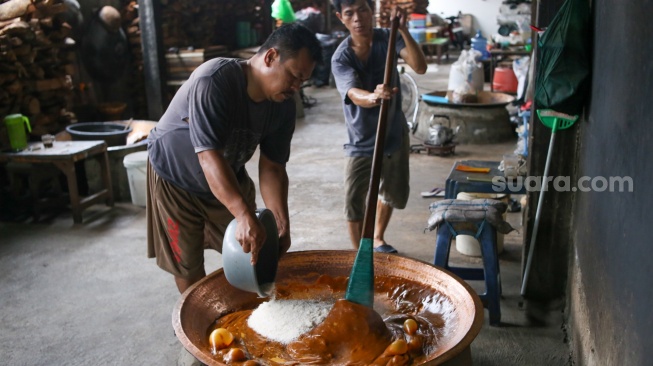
xmin=172 ymin=250 xmax=483 ymax=365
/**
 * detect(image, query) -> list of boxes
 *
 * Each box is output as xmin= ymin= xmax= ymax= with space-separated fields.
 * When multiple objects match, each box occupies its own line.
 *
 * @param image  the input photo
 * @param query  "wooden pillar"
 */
xmin=138 ymin=0 xmax=165 ymax=120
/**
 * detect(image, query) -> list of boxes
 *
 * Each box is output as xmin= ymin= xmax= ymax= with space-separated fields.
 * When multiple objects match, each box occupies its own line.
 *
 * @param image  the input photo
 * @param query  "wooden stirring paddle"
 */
xmin=345 ymin=13 xmax=401 ymax=307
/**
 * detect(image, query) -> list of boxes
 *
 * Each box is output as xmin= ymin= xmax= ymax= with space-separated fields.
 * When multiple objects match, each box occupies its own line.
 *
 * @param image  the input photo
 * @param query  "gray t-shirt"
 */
xmin=331 ymin=28 xmax=407 ymax=157
xmin=148 ymin=58 xmax=295 ymax=200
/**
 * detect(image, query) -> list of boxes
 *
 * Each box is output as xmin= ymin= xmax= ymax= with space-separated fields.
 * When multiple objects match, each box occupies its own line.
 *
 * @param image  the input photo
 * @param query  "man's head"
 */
xmin=331 ymin=0 xmax=373 ymax=13
xmin=255 ymin=23 xmax=322 ymax=102
xmin=333 ymin=0 xmax=374 ymax=37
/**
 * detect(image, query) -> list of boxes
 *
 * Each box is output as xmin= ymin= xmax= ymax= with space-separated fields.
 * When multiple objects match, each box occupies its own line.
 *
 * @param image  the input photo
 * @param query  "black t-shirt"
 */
xmin=148 ymin=58 xmax=296 ymax=200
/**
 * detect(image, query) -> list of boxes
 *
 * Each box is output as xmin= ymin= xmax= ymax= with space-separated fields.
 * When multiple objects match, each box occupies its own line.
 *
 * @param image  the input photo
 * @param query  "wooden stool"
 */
xmin=434 ymin=218 xmax=502 ymax=326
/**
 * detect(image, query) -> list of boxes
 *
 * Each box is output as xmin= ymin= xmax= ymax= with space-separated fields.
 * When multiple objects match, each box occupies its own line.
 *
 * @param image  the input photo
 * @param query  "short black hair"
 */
xmin=332 ymin=0 xmax=373 ymax=13
xmin=258 ymin=23 xmax=322 ymax=64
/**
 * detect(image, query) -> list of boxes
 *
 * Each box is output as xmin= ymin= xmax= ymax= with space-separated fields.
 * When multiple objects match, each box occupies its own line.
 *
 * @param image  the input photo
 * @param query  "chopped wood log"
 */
xmin=0 ymin=20 xmax=31 ymax=38
xmin=21 ymin=95 xmax=41 ymax=115
xmin=8 ymin=35 xmax=23 ymax=46
xmin=0 ymin=0 xmax=43 ymax=22
xmin=32 ymin=29 xmax=52 ymax=47
xmin=11 ymin=42 xmax=31 ymax=56
xmin=5 ymin=79 xmax=22 ymax=94
xmin=33 ymin=113 xmax=55 ymax=126
xmin=30 ymin=124 xmax=53 ymax=136
xmin=0 ymin=72 xmax=17 ymax=84
xmin=32 ymin=2 xmax=65 ymax=18
xmin=0 ymin=16 xmax=20 ymax=28
xmin=1 ymin=48 xmax=17 ymax=62
xmin=0 ymin=61 xmax=18 ymax=73
xmin=29 ymin=77 xmax=70 ymax=92
xmin=26 ymin=64 xmax=45 ymax=79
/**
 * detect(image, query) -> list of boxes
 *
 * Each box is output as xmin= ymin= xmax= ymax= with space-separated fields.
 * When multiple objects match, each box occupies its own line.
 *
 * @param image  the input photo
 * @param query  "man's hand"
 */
xmin=258 ymin=153 xmax=292 ymax=262
xmin=278 ymin=231 xmax=291 ymax=256
xmin=392 ymin=6 xmax=408 ymax=30
xmin=235 ymin=211 xmax=267 ymax=265
xmin=366 ymin=84 xmax=399 ymax=107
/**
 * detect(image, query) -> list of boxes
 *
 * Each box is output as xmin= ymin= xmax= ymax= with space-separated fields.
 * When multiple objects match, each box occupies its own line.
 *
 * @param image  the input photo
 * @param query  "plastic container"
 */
xmin=492 ymin=66 xmax=518 ymax=93
xmin=123 ymin=151 xmax=148 ymax=206
xmin=425 ymin=28 xmax=439 ymax=42
xmin=470 ymin=30 xmax=489 ymax=60
xmin=66 ymin=122 xmax=132 ymax=147
xmin=223 ymin=209 xmax=279 ymax=297
xmin=408 ymin=19 xmax=426 ymax=28
xmin=409 ymin=28 xmax=426 ymax=43
xmin=4 ymin=114 xmax=31 ymax=151
xmin=455 ymin=192 xmax=507 ymax=257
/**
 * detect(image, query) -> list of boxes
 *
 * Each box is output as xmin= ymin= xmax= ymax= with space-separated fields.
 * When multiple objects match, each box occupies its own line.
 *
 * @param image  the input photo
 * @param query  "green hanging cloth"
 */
xmin=534 ymin=0 xmax=592 ymax=115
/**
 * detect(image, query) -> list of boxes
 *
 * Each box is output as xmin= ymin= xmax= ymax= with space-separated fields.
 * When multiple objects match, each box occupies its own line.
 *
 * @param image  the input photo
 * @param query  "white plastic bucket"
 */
xmin=123 ymin=151 xmax=149 ymax=207
xmin=454 ymin=192 xmax=507 ymax=257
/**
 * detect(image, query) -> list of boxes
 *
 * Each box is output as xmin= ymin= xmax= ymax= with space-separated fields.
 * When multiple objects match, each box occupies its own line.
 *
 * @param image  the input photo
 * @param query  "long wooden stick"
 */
xmin=361 ymin=14 xmax=400 ymax=239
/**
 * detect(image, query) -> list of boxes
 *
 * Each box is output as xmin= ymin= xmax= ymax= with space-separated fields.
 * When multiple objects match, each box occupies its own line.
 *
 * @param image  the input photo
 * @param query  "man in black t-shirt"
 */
xmin=147 ymin=24 xmax=321 ymax=294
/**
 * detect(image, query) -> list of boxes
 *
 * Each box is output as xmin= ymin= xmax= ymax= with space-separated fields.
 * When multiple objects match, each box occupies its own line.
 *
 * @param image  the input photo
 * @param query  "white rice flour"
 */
xmin=247 ymin=299 xmax=333 ymax=344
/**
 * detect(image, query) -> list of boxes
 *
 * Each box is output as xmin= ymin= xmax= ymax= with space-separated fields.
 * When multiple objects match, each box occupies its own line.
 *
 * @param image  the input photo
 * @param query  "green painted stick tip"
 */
xmin=345 ymin=238 xmax=374 ymax=307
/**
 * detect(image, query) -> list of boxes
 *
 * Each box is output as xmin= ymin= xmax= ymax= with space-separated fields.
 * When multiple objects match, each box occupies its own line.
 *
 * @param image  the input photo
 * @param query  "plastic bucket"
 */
xmin=492 ymin=67 xmax=518 ymax=93
xmin=123 ymin=151 xmax=148 ymax=206
xmin=454 ymin=192 xmax=508 ymax=257
xmin=66 ymin=122 xmax=132 ymax=147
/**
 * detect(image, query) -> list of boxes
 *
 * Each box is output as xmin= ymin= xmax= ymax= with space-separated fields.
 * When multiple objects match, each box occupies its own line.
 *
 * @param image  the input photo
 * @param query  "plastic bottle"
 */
xmin=471 ymin=30 xmax=489 ymax=60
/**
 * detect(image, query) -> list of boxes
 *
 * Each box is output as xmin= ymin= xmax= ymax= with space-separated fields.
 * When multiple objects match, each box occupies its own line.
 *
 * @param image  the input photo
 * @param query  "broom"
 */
xmin=520 ymin=109 xmax=578 ymax=296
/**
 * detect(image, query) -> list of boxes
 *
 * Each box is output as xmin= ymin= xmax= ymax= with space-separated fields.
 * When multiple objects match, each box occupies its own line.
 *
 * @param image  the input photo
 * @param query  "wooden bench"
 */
xmin=421 ymin=38 xmax=450 ymax=64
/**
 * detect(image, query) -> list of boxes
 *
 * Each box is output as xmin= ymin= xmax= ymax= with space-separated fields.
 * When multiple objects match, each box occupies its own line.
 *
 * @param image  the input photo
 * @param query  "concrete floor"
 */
xmin=0 ymin=59 xmax=570 ymax=365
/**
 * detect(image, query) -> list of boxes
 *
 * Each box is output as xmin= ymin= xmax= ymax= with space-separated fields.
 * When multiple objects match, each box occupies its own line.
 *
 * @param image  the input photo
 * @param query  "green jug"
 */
xmin=4 ymin=113 xmax=31 ymax=151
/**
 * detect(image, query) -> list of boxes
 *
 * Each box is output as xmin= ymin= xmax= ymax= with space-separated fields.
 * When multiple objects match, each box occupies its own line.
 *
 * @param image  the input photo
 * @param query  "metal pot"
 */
xmin=173 ymin=250 xmax=483 ymax=365
xmin=427 ymin=115 xmax=460 ymax=146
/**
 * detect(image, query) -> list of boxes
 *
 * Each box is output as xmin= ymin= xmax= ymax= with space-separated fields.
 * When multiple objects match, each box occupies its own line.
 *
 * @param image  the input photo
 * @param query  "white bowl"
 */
xmin=222 ymin=209 xmax=279 ymax=297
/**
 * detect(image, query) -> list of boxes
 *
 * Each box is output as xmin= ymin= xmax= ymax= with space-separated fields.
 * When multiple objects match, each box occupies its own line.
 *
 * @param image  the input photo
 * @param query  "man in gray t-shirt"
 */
xmin=147 ymin=24 xmax=321 ymax=294
xmin=331 ymin=0 xmax=426 ymax=253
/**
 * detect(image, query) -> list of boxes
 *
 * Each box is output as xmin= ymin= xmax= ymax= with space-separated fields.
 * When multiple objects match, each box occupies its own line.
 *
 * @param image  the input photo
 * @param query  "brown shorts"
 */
xmin=146 ymin=161 xmax=256 ymax=279
xmin=344 ymin=131 xmax=410 ymax=221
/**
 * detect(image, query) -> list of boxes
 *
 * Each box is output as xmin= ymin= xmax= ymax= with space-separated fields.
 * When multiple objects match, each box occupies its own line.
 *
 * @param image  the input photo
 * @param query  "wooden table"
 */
xmin=420 ymin=38 xmax=450 ymax=64
xmin=0 ymin=141 xmax=114 ymax=223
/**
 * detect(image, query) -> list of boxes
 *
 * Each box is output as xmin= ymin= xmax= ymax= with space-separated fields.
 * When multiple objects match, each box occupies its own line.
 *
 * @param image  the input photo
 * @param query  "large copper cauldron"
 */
xmin=173 ymin=251 xmax=483 ymax=365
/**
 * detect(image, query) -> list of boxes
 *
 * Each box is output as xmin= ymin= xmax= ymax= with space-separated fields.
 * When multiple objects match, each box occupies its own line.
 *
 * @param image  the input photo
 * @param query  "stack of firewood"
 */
xmin=0 ymin=0 xmax=76 ymax=137
xmin=377 ymin=0 xmax=429 ymax=28
xmin=159 ymin=0 xmax=267 ymax=50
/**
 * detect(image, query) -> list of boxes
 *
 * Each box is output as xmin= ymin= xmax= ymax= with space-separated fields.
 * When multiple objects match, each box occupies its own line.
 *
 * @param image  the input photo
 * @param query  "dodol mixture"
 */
xmin=208 ymin=274 xmax=457 ymax=365
xmin=247 ymin=299 xmax=334 ymax=344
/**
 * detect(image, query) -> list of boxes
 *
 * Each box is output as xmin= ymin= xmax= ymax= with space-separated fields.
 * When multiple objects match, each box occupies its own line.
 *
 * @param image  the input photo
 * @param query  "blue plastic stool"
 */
xmin=434 ymin=219 xmax=502 ymax=326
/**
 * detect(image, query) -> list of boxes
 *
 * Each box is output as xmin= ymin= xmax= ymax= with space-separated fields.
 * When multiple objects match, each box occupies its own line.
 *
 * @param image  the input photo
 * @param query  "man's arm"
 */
xmin=396 ymin=9 xmax=427 ymax=74
xmin=198 ymin=149 xmax=266 ymax=264
xmin=347 ymin=85 xmax=397 ymax=109
xmin=258 ymin=153 xmax=291 ymax=255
